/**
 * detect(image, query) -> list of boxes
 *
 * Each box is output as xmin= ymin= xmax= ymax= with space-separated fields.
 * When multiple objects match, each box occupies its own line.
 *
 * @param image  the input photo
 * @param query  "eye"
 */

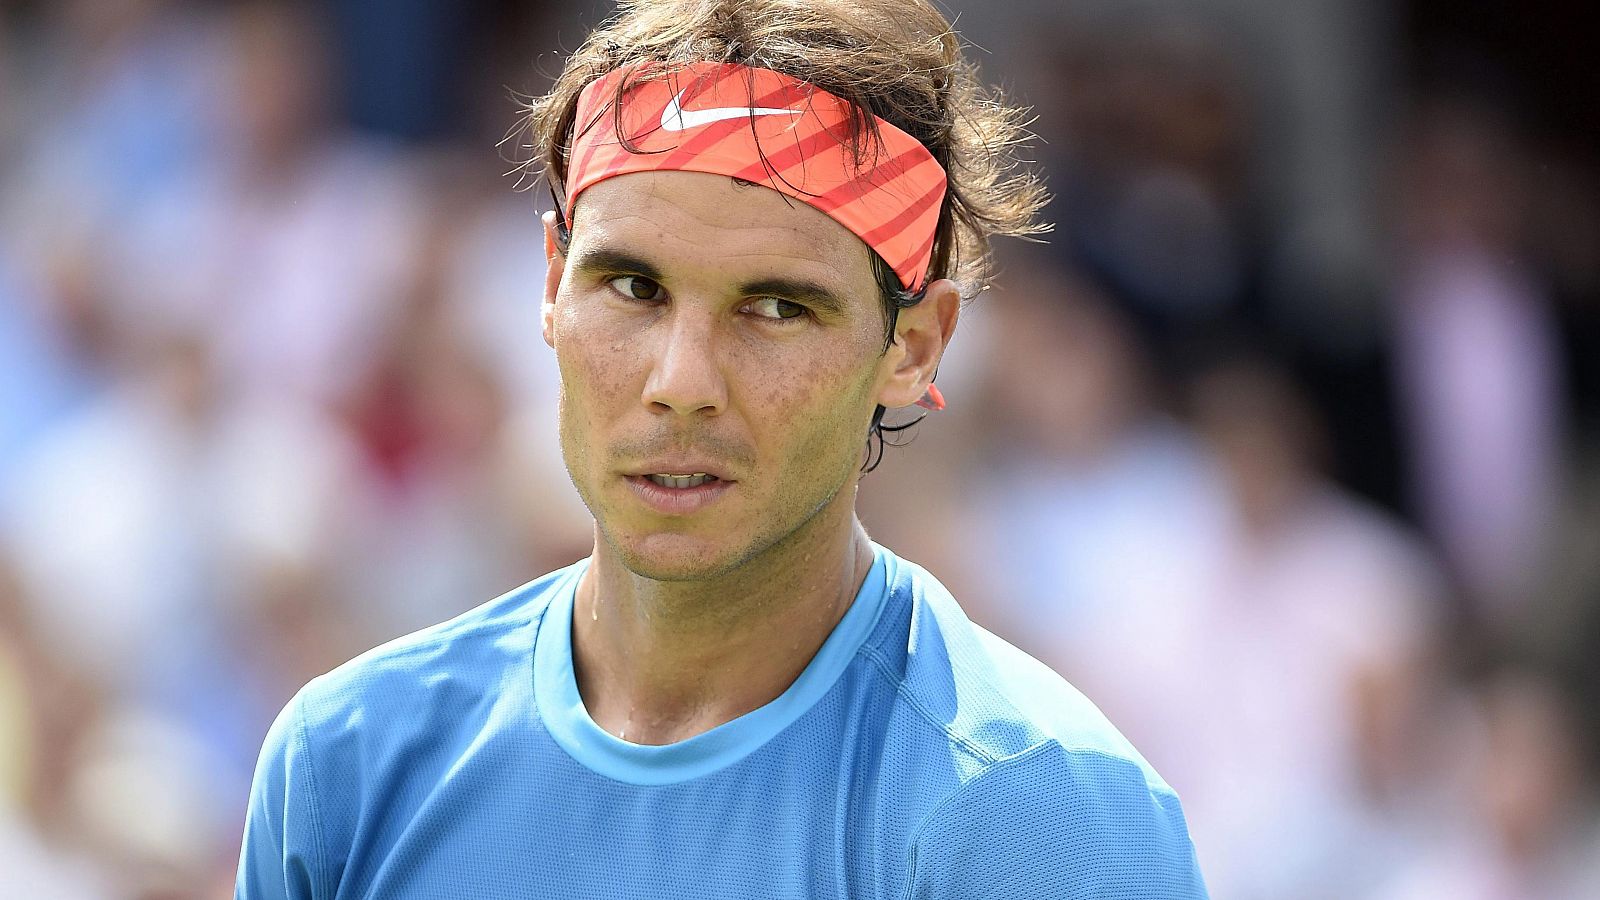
xmin=608 ymin=275 xmax=665 ymax=302
xmin=744 ymin=296 xmax=807 ymax=321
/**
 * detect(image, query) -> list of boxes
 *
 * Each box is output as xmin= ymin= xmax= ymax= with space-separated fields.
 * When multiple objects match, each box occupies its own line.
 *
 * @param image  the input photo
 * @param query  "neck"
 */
xmin=571 ymin=500 xmax=874 ymax=745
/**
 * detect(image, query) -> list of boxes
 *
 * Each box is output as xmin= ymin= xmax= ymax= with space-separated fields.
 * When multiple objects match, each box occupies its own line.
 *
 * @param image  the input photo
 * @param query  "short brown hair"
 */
xmin=517 ymin=0 xmax=1048 ymax=297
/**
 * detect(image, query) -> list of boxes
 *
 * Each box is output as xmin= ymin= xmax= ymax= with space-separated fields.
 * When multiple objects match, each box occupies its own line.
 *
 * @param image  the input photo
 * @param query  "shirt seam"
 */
xmin=856 ymin=642 xmax=1000 ymax=766
xmin=293 ymin=698 xmax=331 ymax=900
xmin=899 ymin=740 xmax=1060 ymax=900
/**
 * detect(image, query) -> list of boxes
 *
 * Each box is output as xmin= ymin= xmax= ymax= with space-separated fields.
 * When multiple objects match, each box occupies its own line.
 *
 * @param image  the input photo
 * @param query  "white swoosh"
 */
xmin=660 ymin=87 xmax=801 ymax=132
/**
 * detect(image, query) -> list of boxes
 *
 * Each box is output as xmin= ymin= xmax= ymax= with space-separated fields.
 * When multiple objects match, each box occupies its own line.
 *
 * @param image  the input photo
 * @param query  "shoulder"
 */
xmin=261 ymin=560 xmax=580 ymax=759
xmin=907 ymin=738 xmax=1207 ymax=898
xmin=237 ymin=562 xmax=582 ymax=897
xmin=863 ymin=549 xmax=1168 ymax=777
xmin=861 ymin=549 xmax=1207 ymax=898
xmin=291 ymin=561 xmax=579 ymax=736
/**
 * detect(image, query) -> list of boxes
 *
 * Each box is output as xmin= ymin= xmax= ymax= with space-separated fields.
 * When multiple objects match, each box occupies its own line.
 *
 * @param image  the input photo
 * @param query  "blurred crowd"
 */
xmin=1 ymin=1 xmax=1597 ymax=898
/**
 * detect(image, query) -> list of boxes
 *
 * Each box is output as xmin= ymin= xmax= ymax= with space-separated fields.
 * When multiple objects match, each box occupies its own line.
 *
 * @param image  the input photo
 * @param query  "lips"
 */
xmin=623 ymin=470 xmax=734 ymax=515
xmin=626 ymin=462 xmax=732 ymax=484
xmin=645 ymin=473 xmax=717 ymax=489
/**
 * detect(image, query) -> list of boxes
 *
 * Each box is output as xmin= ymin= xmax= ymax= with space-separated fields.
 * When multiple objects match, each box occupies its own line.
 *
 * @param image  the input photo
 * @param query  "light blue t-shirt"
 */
xmin=237 ymin=544 xmax=1207 ymax=898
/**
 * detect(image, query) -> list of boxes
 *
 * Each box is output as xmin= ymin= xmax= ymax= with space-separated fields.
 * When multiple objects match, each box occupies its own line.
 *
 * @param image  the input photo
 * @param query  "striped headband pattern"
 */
xmin=563 ymin=62 xmax=949 ymax=291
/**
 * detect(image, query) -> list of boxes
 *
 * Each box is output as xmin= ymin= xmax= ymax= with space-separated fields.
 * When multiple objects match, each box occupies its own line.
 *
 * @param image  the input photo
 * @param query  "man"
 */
xmin=237 ymin=1 xmax=1208 ymax=896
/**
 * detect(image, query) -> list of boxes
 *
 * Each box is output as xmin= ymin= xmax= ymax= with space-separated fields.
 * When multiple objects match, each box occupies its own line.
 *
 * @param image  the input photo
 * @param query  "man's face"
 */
xmin=543 ymin=171 xmax=941 ymax=581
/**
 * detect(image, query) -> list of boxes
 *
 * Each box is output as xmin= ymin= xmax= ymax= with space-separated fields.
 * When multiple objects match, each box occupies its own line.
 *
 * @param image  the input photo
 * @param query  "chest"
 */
xmin=334 ymin=730 xmax=913 ymax=899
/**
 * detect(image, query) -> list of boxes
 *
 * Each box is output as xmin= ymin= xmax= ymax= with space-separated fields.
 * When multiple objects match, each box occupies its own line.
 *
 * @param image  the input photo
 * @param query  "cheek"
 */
xmin=740 ymin=338 xmax=879 ymax=465
xmin=554 ymin=301 xmax=646 ymax=414
xmin=552 ymin=306 xmax=638 ymax=487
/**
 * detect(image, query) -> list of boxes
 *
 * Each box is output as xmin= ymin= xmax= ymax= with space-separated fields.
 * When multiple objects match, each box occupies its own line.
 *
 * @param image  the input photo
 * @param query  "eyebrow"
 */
xmin=568 ymin=244 xmax=852 ymax=315
xmin=738 ymin=277 xmax=848 ymax=315
xmin=567 ymin=247 xmax=665 ymax=282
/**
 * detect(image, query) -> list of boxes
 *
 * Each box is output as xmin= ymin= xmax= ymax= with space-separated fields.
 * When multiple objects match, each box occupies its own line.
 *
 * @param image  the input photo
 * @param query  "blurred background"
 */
xmin=0 ymin=0 xmax=1596 ymax=896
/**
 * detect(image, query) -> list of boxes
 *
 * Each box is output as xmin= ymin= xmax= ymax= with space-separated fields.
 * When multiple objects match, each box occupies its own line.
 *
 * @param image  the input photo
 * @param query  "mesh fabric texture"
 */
xmin=236 ymin=545 xmax=1207 ymax=898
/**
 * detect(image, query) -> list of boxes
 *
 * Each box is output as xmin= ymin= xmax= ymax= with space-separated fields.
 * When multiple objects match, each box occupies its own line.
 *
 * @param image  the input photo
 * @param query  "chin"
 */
xmin=603 ymin=528 xmax=752 ymax=582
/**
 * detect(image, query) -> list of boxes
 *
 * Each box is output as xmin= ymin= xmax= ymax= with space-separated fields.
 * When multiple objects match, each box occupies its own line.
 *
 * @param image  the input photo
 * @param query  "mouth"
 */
xmin=622 ymin=469 xmax=733 ymax=515
xmin=643 ymin=472 xmax=719 ymax=489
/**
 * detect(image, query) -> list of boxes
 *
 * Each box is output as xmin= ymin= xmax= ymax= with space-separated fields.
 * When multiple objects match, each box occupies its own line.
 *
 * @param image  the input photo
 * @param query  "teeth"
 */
xmin=647 ymin=473 xmax=715 ymax=489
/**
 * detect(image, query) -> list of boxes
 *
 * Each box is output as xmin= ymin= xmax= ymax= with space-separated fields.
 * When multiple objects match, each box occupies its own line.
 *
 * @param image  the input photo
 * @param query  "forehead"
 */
xmin=568 ymin=171 xmax=876 ymax=291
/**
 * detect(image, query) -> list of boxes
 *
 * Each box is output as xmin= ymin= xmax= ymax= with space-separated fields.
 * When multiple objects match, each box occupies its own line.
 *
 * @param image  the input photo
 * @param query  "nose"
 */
xmin=641 ymin=310 xmax=727 ymax=415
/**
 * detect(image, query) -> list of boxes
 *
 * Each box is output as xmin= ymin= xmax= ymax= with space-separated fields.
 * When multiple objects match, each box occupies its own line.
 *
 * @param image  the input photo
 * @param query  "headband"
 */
xmin=563 ymin=62 xmax=948 ymax=291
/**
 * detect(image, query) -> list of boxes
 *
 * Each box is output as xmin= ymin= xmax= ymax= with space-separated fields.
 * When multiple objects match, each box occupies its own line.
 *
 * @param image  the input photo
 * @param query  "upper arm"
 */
xmin=908 ymin=743 xmax=1208 ymax=900
xmin=235 ymin=692 xmax=326 ymax=900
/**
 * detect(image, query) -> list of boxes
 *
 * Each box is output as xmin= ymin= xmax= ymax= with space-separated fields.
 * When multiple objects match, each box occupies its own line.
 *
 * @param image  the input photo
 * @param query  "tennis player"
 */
xmin=237 ymin=1 xmax=1207 ymax=896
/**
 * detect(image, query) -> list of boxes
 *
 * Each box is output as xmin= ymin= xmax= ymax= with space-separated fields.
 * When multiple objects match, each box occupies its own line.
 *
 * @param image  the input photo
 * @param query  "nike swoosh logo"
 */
xmin=660 ymin=87 xmax=802 ymax=132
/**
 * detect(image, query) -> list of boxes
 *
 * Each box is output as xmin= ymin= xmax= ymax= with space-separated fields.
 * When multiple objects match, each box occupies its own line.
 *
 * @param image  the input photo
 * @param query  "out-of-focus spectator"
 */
xmin=1 ymin=0 xmax=220 ymax=243
xmin=334 ymin=193 xmax=550 ymax=638
xmin=433 ymin=166 xmax=596 ymax=576
xmin=956 ymin=260 xmax=1232 ymax=676
xmin=0 ymin=547 xmax=117 ymax=899
xmin=1041 ymin=23 xmax=1260 ymax=361
xmin=1389 ymin=90 xmax=1567 ymax=618
xmin=964 ymin=299 xmax=1447 ymax=895
xmin=0 ymin=248 xmax=97 ymax=485
xmin=116 ymin=0 xmax=424 ymax=407
xmin=1179 ymin=355 xmax=1445 ymax=899
xmin=2 ymin=332 xmax=233 ymax=691
xmin=1375 ymin=668 xmax=1600 ymax=900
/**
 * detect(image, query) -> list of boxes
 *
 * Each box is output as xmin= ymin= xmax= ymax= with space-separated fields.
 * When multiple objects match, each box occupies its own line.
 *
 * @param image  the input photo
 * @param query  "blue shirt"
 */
xmin=237 ymin=544 xmax=1207 ymax=898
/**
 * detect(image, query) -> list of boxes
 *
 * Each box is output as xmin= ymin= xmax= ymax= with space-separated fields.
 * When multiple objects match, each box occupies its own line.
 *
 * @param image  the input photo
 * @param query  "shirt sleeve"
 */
xmin=235 ymin=690 xmax=326 ymax=900
xmin=907 ymin=742 xmax=1208 ymax=899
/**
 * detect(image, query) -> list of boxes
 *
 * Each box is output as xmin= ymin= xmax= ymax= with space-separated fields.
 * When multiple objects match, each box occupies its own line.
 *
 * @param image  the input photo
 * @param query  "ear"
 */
xmin=541 ymin=210 xmax=566 ymax=349
xmin=875 ymin=278 xmax=961 ymax=409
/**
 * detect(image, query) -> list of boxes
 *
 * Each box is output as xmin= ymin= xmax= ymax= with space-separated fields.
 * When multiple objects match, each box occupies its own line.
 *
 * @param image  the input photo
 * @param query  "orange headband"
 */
xmin=564 ymin=62 xmax=948 ymax=291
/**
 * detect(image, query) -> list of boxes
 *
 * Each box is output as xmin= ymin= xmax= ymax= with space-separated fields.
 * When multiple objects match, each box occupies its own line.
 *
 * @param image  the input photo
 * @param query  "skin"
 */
xmin=541 ymin=170 xmax=959 ymax=744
